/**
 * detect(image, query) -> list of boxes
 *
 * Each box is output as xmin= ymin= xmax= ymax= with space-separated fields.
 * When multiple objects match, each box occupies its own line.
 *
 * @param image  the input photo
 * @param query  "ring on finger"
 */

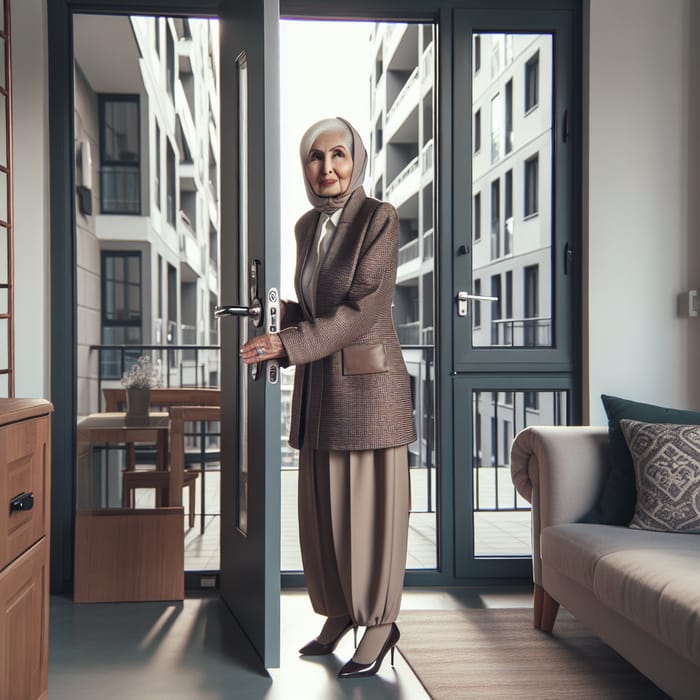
xmin=256 ymin=347 xmax=264 ymax=356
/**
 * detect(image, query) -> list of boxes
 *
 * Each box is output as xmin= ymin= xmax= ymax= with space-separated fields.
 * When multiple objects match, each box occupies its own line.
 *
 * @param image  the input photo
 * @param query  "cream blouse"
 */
xmin=300 ymin=208 xmax=342 ymax=316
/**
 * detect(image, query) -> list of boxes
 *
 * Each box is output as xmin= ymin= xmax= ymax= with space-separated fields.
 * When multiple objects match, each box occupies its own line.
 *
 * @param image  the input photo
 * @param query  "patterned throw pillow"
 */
xmin=620 ymin=419 xmax=700 ymax=533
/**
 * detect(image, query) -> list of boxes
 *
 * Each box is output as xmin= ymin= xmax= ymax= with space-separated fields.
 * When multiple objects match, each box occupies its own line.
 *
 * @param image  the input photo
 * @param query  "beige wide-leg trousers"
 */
xmin=298 ymin=444 xmax=410 ymax=627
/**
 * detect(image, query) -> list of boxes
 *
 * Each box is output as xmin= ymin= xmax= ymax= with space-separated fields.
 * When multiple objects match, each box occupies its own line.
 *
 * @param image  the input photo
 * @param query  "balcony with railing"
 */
xmin=491 ymin=317 xmax=552 ymax=347
xmin=421 ymin=42 xmax=434 ymax=87
xmin=385 ymin=155 xmax=419 ymax=209
xmin=421 ymin=139 xmax=433 ymax=174
xmin=177 ymin=211 xmax=202 ymax=276
xmin=398 ymin=320 xmax=420 ymax=345
xmin=423 ymin=228 xmax=434 ymax=259
xmin=386 ymin=66 xmax=419 ymax=136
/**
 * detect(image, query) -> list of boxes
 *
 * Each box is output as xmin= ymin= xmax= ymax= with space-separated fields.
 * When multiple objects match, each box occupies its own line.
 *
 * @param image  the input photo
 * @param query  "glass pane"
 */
xmin=471 ymin=33 xmax=553 ymax=348
xmin=0 ymin=318 xmax=7 ymax=368
xmin=237 ymin=54 xmax=249 ymax=536
xmin=0 ymin=42 xmax=5 ymax=94
xmin=472 ymin=388 xmax=567 ymax=556
xmin=0 ymin=169 xmax=6 ymax=223
xmin=0 ymin=227 xmax=6 ymax=284
xmin=278 ymin=20 xmax=438 ymax=571
xmin=103 ymin=99 xmax=139 ymax=162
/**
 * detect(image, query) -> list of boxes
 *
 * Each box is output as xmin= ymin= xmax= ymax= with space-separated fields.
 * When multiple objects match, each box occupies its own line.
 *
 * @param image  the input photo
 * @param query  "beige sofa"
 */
xmin=511 ymin=425 xmax=700 ymax=700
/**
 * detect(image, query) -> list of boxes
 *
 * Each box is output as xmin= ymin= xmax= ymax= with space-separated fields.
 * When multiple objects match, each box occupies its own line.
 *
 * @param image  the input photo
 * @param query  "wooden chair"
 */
xmin=106 ymin=388 xmax=221 ymax=529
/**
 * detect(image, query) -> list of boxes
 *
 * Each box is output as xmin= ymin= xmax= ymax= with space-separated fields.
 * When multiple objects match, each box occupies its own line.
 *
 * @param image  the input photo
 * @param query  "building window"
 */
xmin=473 ymin=192 xmax=481 ymax=241
xmin=99 ymin=95 xmax=140 ymax=214
xmin=490 ymin=274 xmax=502 ymax=345
xmin=154 ymin=121 xmax=161 ymax=211
xmin=525 ymin=50 xmax=539 ymax=112
xmin=504 ymin=169 xmax=513 ymax=255
xmin=474 ymin=109 xmax=481 ymax=153
xmin=166 ymin=139 xmax=176 ymax=226
xmin=491 ymin=35 xmax=503 ymax=78
xmin=490 ymin=93 xmax=502 ymax=163
xmin=154 ymin=17 xmax=160 ymax=56
xmin=101 ymin=252 xmax=142 ymax=379
xmin=490 ymin=178 xmax=500 ymax=259
xmin=524 ymin=264 xmax=539 ymax=347
xmin=524 ymin=154 xmax=539 ymax=218
xmin=505 ymin=79 xmax=513 ymax=154
xmin=525 ymin=391 xmax=540 ymax=411
xmin=474 ymin=278 xmax=482 ymax=328
xmin=166 ymin=25 xmax=175 ymax=98
xmin=474 ymin=34 xmax=481 ymax=73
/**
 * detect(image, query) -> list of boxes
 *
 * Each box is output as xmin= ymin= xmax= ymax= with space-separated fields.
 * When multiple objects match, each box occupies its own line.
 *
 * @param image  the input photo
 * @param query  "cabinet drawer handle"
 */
xmin=9 ymin=492 xmax=34 ymax=514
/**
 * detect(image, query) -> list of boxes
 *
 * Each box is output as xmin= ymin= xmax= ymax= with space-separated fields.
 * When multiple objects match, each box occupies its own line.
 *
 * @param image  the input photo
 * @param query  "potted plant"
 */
xmin=121 ymin=355 xmax=161 ymax=418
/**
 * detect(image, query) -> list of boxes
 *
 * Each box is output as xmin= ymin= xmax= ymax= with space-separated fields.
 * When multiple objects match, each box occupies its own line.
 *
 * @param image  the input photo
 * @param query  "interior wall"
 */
xmin=585 ymin=0 xmax=700 ymax=424
xmin=12 ymin=0 xmax=50 ymax=399
xmin=9 ymin=0 xmax=700 ymax=418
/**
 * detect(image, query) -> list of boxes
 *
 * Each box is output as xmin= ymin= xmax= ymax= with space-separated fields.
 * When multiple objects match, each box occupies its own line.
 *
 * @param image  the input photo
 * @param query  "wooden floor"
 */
xmin=49 ymin=586 xmax=533 ymax=700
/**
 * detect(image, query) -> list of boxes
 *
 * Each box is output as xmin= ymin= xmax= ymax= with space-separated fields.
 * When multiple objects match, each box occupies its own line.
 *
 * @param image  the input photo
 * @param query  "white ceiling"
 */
xmin=73 ymin=14 xmax=144 ymax=93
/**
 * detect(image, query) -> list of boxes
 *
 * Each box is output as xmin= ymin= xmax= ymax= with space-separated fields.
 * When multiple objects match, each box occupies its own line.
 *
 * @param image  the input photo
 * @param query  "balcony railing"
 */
xmin=398 ymin=321 xmax=420 ymax=345
xmin=398 ymin=238 xmax=419 ymax=266
xmin=421 ymin=42 xmax=434 ymax=81
xmin=385 ymin=155 xmax=419 ymax=198
xmin=491 ymin=317 xmax=552 ymax=347
xmin=387 ymin=65 xmax=418 ymax=122
xmin=423 ymin=228 xmax=434 ymax=259
xmin=422 ymin=139 xmax=433 ymax=172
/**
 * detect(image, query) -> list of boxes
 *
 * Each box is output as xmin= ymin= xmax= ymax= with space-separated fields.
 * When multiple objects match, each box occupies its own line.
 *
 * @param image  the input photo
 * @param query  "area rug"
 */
xmin=396 ymin=608 xmax=669 ymax=699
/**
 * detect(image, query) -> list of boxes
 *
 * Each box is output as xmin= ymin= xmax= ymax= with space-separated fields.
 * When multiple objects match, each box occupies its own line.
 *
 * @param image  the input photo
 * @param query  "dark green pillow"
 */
xmin=583 ymin=395 xmax=700 ymax=525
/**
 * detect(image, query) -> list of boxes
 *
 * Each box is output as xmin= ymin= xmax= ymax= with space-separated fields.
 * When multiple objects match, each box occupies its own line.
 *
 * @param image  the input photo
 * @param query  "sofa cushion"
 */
xmin=542 ymin=523 xmax=700 ymax=666
xmin=620 ymin=420 xmax=700 ymax=533
xmin=541 ymin=523 xmax=636 ymax=590
xmin=583 ymin=395 xmax=700 ymax=526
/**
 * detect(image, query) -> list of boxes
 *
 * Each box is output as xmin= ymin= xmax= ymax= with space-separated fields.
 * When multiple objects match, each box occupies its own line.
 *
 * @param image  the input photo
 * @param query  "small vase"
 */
xmin=126 ymin=387 xmax=151 ymax=419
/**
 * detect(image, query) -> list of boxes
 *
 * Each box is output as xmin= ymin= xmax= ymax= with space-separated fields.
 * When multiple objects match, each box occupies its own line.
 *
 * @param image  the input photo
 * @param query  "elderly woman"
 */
xmin=240 ymin=117 xmax=416 ymax=679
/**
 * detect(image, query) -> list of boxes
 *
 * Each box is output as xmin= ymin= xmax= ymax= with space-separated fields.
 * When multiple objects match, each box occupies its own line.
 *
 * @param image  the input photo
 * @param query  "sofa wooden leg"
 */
xmin=533 ymin=583 xmax=544 ymax=628
xmin=540 ymin=590 xmax=560 ymax=633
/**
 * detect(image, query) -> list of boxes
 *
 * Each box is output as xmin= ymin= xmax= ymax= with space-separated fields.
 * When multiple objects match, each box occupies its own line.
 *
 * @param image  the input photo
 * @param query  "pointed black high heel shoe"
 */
xmin=298 ymin=621 xmax=358 ymax=656
xmin=337 ymin=623 xmax=400 ymax=679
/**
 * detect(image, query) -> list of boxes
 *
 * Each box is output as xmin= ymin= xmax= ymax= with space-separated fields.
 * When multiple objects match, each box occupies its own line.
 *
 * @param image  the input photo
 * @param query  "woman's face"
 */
xmin=304 ymin=130 xmax=354 ymax=197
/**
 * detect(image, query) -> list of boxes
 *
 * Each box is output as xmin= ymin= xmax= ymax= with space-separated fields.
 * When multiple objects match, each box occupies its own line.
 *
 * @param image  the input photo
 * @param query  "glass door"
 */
xmin=451 ymin=9 xmax=579 ymax=578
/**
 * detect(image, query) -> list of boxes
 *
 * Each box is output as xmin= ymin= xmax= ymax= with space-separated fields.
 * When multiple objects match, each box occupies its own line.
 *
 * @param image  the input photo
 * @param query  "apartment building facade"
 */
xmin=73 ymin=15 xmax=220 ymax=417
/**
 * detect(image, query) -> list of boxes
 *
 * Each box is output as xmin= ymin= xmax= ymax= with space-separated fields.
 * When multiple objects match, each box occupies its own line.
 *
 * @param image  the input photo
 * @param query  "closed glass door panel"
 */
xmin=471 ymin=33 xmax=553 ymax=349
xmin=472 ymin=388 xmax=567 ymax=556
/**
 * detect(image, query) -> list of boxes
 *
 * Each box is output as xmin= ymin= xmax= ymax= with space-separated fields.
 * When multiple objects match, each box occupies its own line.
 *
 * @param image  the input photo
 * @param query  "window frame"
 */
xmin=98 ymin=93 xmax=141 ymax=215
xmin=524 ymin=49 xmax=540 ymax=113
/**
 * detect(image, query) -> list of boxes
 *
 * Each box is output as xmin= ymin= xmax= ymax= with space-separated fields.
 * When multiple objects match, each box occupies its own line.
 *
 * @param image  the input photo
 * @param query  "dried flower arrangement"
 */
xmin=121 ymin=355 xmax=162 ymax=389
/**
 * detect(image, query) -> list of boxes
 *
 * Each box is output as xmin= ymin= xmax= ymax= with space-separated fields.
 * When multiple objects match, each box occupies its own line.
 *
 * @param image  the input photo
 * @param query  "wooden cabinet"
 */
xmin=0 ymin=399 xmax=53 ymax=700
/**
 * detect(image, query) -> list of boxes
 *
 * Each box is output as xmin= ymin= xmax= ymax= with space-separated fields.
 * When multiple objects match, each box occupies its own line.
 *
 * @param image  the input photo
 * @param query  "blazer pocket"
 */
xmin=342 ymin=343 xmax=389 ymax=376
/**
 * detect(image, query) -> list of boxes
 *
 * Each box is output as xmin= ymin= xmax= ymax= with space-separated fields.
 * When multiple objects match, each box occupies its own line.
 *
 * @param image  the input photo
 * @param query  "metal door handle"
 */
xmin=215 ymin=299 xmax=262 ymax=321
xmin=456 ymin=291 xmax=498 ymax=317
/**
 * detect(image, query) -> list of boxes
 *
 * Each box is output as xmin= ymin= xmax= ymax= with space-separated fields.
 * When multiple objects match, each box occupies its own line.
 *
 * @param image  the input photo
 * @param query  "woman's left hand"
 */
xmin=239 ymin=333 xmax=286 ymax=365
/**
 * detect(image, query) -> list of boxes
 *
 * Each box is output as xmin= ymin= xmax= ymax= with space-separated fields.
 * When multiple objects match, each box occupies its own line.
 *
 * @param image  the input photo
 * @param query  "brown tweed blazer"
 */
xmin=279 ymin=188 xmax=417 ymax=451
